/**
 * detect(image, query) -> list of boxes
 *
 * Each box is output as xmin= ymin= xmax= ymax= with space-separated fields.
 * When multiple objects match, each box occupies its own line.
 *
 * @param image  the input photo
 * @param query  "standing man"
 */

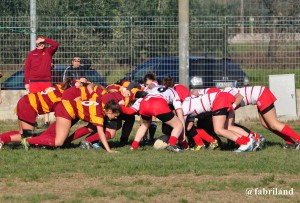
xmin=24 ymin=34 xmax=59 ymax=129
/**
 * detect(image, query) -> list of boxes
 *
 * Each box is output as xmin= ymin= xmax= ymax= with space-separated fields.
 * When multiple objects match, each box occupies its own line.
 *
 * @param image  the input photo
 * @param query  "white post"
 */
xmin=178 ymin=0 xmax=189 ymax=88
xmin=30 ymin=0 xmax=37 ymax=51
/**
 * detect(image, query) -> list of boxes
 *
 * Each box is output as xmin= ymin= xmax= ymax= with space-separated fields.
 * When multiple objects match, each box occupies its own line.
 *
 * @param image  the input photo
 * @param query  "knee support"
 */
xmin=22 ymin=129 xmax=38 ymax=138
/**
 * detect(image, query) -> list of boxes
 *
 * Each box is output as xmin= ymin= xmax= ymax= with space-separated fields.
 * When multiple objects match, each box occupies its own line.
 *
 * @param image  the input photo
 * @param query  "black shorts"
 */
xmin=18 ymin=117 xmax=36 ymax=127
xmin=141 ymin=111 xmax=175 ymax=123
xmin=258 ymin=103 xmax=274 ymax=115
xmin=156 ymin=112 xmax=175 ymax=123
xmin=212 ymin=108 xmax=228 ymax=116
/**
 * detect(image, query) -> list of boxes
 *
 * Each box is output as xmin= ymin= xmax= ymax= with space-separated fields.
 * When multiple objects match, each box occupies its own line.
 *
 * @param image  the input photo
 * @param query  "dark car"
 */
xmin=124 ymin=56 xmax=249 ymax=89
xmin=1 ymin=65 xmax=107 ymax=90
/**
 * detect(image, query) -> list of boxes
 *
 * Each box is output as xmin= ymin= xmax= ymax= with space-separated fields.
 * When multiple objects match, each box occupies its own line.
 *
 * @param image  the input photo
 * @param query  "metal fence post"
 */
xmin=178 ymin=0 xmax=189 ymax=88
xmin=30 ymin=0 xmax=37 ymax=51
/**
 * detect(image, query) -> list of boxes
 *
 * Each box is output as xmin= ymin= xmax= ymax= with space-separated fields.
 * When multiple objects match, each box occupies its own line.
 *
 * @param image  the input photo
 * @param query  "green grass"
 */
xmin=0 ymin=120 xmax=300 ymax=202
xmin=244 ymin=68 xmax=300 ymax=87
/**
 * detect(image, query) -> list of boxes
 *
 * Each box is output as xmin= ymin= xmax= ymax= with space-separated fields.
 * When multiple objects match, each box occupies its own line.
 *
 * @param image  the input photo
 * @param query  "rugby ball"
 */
xmin=153 ymin=135 xmax=169 ymax=150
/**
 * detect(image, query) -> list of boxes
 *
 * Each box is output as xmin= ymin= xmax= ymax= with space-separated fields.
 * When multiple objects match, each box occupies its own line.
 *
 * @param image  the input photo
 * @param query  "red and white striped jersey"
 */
xmin=145 ymin=85 xmax=182 ymax=110
xmin=237 ymin=86 xmax=265 ymax=106
xmin=198 ymin=87 xmax=220 ymax=96
xmin=182 ymin=92 xmax=218 ymax=120
xmin=222 ymin=87 xmax=240 ymax=96
xmin=128 ymin=86 xmax=183 ymax=112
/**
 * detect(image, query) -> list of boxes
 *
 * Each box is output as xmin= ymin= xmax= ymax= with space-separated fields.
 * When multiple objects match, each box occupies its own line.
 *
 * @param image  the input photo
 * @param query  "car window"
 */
xmin=2 ymin=66 xmax=108 ymax=90
xmin=157 ymin=60 xmax=179 ymax=82
xmin=2 ymin=70 xmax=24 ymax=89
xmin=84 ymin=69 xmax=107 ymax=86
xmin=132 ymin=65 xmax=156 ymax=81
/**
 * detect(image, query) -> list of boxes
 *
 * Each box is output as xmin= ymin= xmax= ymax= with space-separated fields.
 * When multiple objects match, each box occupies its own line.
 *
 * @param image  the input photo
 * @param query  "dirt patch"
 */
xmin=0 ymin=173 xmax=298 ymax=202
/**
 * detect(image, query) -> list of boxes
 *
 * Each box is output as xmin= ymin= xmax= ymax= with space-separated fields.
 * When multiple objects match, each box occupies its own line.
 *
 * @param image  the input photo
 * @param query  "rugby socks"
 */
xmin=26 ymin=135 xmax=55 ymax=147
xmin=196 ymin=129 xmax=215 ymax=143
xmin=249 ymin=132 xmax=260 ymax=142
xmin=235 ymin=136 xmax=250 ymax=145
xmin=281 ymin=125 xmax=300 ymax=143
xmin=85 ymin=133 xmax=99 ymax=143
xmin=85 ymin=131 xmax=112 ymax=143
xmin=40 ymin=122 xmax=56 ymax=137
xmin=105 ymin=131 xmax=112 ymax=140
xmin=70 ymin=126 xmax=91 ymax=141
xmin=271 ymin=129 xmax=294 ymax=145
xmin=131 ymin=140 xmax=140 ymax=149
xmin=0 ymin=130 xmax=19 ymax=144
xmin=25 ymin=122 xmax=56 ymax=146
xmin=192 ymin=134 xmax=205 ymax=146
xmin=168 ymin=136 xmax=177 ymax=146
xmin=149 ymin=121 xmax=157 ymax=140
xmin=179 ymin=139 xmax=189 ymax=149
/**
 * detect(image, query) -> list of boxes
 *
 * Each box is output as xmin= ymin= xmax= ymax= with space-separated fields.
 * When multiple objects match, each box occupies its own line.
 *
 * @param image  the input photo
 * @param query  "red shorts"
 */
xmin=174 ymin=84 xmax=191 ymax=102
xmin=29 ymin=81 xmax=52 ymax=93
xmin=139 ymin=97 xmax=171 ymax=117
xmin=54 ymin=102 xmax=73 ymax=120
xmin=16 ymin=96 xmax=37 ymax=125
xmin=212 ymin=92 xmax=235 ymax=112
xmin=257 ymin=87 xmax=277 ymax=112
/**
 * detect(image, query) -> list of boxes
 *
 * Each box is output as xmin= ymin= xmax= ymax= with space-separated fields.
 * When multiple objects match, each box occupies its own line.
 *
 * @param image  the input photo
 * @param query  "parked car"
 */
xmin=123 ymin=56 xmax=249 ymax=89
xmin=1 ymin=65 xmax=107 ymax=90
xmin=51 ymin=65 xmax=107 ymax=86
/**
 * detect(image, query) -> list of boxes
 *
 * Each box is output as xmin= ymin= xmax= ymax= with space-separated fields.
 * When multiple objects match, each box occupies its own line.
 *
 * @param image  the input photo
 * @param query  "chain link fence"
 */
xmin=1 ymin=16 xmax=300 ymax=86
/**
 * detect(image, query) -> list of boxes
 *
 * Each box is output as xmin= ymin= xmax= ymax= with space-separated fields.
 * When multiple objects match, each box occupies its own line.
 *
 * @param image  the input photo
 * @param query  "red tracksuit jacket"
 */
xmin=24 ymin=38 xmax=59 ymax=84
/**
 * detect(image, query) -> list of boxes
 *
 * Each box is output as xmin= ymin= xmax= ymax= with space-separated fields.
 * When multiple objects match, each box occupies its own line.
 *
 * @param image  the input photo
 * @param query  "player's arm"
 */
xmin=232 ymin=92 xmax=243 ymax=109
xmin=120 ymin=104 xmax=137 ymax=115
xmin=44 ymin=38 xmax=59 ymax=54
xmin=96 ymin=125 xmax=117 ymax=153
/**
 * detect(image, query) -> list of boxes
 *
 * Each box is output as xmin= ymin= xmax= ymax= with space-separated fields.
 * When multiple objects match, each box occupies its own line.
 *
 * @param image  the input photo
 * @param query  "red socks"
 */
xmin=196 ymin=129 xmax=215 ymax=143
xmin=281 ymin=125 xmax=300 ymax=143
xmin=193 ymin=134 xmax=204 ymax=146
xmin=85 ymin=133 xmax=99 ymax=143
xmin=131 ymin=140 xmax=139 ymax=149
xmin=0 ymin=130 xmax=19 ymax=144
xmin=27 ymin=135 xmax=56 ymax=147
xmin=168 ymin=136 xmax=177 ymax=146
xmin=85 ymin=131 xmax=112 ymax=143
xmin=70 ymin=126 xmax=91 ymax=141
xmin=235 ymin=136 xmax=250 ymax=145
xmin=40 ymin=122 xmax=56 ymax=137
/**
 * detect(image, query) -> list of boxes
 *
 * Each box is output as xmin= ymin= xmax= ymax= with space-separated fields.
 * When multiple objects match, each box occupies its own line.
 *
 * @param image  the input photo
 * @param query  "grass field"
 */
xmin=0 ymin=119 xmax=300 ymax=203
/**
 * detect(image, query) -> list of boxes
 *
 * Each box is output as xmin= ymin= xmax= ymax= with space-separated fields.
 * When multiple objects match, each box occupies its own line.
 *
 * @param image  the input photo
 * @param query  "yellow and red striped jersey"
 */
xmin=61 ymin=95 xmax=104 ymax=126
xmin=62 ymin=85 xmax=107 ymax=101
xmin=27 ymin=84 xmax=64 ymax=114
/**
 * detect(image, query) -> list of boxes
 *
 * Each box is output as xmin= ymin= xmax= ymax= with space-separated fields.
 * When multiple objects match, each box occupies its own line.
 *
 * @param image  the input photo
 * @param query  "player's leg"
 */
xmin=55 ymin=117 xmax=72 ymax=147
xmin=131 ymin=116 xmax=151 ymax=149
